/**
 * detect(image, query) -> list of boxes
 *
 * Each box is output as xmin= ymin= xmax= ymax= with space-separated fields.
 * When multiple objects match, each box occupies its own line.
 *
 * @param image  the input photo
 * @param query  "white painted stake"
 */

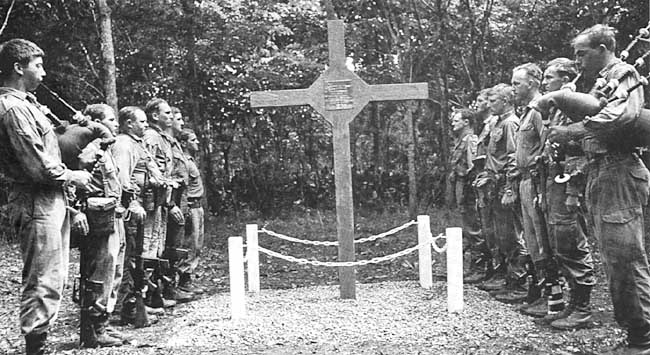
xmin=228 ymin=236 xmax=246 ymax=319
xmin=417 ymin=215 xmax=433 ymax=289
xmin=446 ymin=227 xmax=464 ymax=313
xmin=246 ymin=224 xmax=260 ymax=293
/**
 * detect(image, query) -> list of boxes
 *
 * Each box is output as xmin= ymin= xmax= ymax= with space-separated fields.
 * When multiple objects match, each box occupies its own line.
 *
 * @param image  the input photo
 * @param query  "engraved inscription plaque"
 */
xmin=325 ymin=80 xmax=353 ymax=110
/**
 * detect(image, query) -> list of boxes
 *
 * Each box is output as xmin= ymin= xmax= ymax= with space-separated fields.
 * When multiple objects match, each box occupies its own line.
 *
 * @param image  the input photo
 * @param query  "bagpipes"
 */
xmin=533 ymin=23 xmax=650 ymax=147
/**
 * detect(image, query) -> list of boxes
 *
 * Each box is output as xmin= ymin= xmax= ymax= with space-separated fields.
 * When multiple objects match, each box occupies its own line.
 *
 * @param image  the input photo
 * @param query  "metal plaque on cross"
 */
xmin=250 ymin=20 xmax=429 ymax=299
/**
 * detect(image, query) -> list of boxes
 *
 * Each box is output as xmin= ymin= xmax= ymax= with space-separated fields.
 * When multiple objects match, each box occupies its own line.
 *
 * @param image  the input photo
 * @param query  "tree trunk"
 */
xmin=94 ymin=0 xmax=117 ymax=111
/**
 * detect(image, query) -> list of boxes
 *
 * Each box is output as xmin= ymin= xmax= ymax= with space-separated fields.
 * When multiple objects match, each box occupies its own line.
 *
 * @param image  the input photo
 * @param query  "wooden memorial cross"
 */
xmin=250 ymin=20 xmax=428 ymax=299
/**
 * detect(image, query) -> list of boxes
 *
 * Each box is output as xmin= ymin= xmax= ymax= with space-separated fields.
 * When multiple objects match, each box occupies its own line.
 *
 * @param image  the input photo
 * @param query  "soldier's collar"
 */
xmin=498 ymin=109 xmax=515 ymax=121
xmin=598 ymin=58 xmax=623 ymax=78
xmin=0 ymin=87 xmax=27 ymax=100
xmin=126 ymin=132 xmax=143 ymax=142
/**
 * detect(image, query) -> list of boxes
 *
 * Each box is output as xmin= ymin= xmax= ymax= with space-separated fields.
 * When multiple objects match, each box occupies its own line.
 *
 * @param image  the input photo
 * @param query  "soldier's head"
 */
xmin=84 ymin=103 xmax=118 ymax=136
xmin=571 ymin=24 xmax=617 ymax=78
xmin=475 ymin=88 xmax=492 ymax=113
xmin=543 ymin=58 xmax=578 ymax=93
xmin=451 ymin=109 xmax=474 ymax=133
xmin=488 ymin=83 xmax=514 ymax=116
xmin=170 ymin=106 xmax=185 ymax=136
xmin=118 ymin=106 xmax=148 ymax=137
xmin=0 ymin=39 xmax=45 ymax=90
xmin=511 ymin=63 xmax=542 ymax=104
xmin=145 ymin=98 xmax=173 ymax=130
xmin=179 ymin=128 xmax=199 ymax=153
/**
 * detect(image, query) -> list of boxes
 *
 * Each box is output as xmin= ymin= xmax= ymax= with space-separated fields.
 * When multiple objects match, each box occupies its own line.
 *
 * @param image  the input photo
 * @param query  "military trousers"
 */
xmin=519 ymin=177 xmax=548 ymax=264
xmin=184 ymin=205 xmax=204 ymax=274
xmin=478 ymin=178 xmax=527 ymax=278
xmin=81 ymin=216 xmax=125 ymax=315
xmin=586 ymin=153 xmax=649 ymax=339
xmin=545 ymin=176 xmax=595 ymax=286
xmin=143 ymin=205 xmax=167 ymax=259
xmin=10 ymin=186 xmax=70 ymax=336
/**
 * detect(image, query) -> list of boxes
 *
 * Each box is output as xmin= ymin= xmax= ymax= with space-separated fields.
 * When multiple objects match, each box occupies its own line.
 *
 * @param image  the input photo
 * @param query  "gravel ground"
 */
xmin=0 ymin=210 xmax=627 ymax=354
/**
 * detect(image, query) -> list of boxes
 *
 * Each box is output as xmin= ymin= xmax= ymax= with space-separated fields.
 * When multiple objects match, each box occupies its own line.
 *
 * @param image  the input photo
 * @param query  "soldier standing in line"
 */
xmin=0 ymin=38 xmax=93 ymax=355
xmin=161 ymin=106 xmax=195 ymax=302
xmin=112 ymin=106 xmax=166 ymax=326
xmin=72 ymin=103 xmax=126 ymax=347
xmin=496 ymin=63 xmax=548 ymax=305
xmin=475 ymin=84 xmax=529 ymax=298
xmin=446 ymin=109 xmax=483 ymax=283
xmin=178 ymin=128 xmax=206 ymax=294
xmin=521 ymin=58 xmax=597 ymax=329
xmin=143 ymin=99 xmax=192 ymax=304
xmin=549 ymin=25 xmax=649 ymax=353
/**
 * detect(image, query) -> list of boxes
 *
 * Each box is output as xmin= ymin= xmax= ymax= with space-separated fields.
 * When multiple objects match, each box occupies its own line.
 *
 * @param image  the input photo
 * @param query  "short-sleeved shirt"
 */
xmin=449 ymin=128 xmax=478 ymax=177
xmin=185 ymin=154 xmax=204 ymax=199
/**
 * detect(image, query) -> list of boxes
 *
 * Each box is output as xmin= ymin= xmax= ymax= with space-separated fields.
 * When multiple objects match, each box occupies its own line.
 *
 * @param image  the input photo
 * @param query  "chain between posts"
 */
xmin=259 ymin=220 xmax=418 ymax=247
xmin=255 ymin=233 xmax=446 ymax=267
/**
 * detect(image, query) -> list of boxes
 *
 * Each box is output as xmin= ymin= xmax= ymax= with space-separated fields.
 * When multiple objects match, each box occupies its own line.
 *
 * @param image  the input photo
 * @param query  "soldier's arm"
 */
xmin=465 ymin=134 xmax=478 ymax=174
xmin=583 ymin=67 xmax=643 ymax=132
xmin=111 ymin=139 xmax=137 ymax=193
xmin=5 ymin=106 xmax=69 ymax=184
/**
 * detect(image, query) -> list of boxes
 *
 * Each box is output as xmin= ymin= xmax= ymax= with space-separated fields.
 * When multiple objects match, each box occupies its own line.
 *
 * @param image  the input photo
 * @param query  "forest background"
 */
xmin=0 ymin=0 xmax=648 ymax=224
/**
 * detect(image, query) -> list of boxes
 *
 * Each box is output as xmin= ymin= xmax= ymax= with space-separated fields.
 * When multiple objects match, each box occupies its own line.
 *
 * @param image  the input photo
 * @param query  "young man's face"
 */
xmin=488 ymin=93 xmax=508 ymax=116
xmin=476 ymin=94 xmax=489 ymax=112
xmin=511 ymin=69 xmax=533 ymax=104
xmin=573 ymin=35 xmax=605 ymax=78
xmin=172 ymin=112 xmax=185 ymax=135
xmin=451 ymin=113 xmax=468 ymax=133
xmin=187 ymin=133 xmax=199 ymax=152
xmin=99 ymin=109 xmax=118 ymax=136
xmin=20 ymin=56 xmax=46 ymax=91
xmin=155 ymin=102 xmax=174 ymax=129
xmin=542 ymin=68 xmax=566 ymax=93
xmin=130 ymin=110 xmax=148 ymax=137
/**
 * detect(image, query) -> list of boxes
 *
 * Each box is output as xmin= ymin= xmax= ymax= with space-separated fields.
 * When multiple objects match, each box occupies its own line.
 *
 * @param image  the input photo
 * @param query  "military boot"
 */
xmin=493 ymin=276 xmax=529 ymax=304
xmin=551 ymin=284 xmax=593 ymax=330
xmin=92 ymin=314 xmax=122 ymax=347
xmin=179 ymin=272 xmax=205 ymax=294
xmin=25 ymin=332 xmax=47 ymax=355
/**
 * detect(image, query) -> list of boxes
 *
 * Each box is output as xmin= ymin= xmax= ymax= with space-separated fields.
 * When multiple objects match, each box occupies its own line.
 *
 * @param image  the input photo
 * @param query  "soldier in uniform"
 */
xmin=549 ymin=25 xmax=649 ymax=353
xmin=73 ymin=103 xmax=125 ymax=347
xmin=161 ymin=107 xmax=195 ymax=301
xmin=178 ymin=128 xmax=206 ymax=293
xmin=500 ymin=63 xmax=548 ymax=305
xmin=523 ymin=58 xmax=597 ymax=329
xmin=0 ymin=39 xmax=92 ymax=355
xmin=143 ymin=99 xmax=192 ymax=304
xmin=475 ymin=83 xmax=528 ymax=298
xmin=112 ymin=106 xmax=165 ymax=325
xmin=446 ymin=109 xmax=483 ymax=282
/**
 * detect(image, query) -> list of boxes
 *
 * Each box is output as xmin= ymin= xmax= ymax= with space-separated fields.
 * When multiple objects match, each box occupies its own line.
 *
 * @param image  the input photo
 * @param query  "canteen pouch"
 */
xmin=86 ymin=197 xmax=116 ymax=236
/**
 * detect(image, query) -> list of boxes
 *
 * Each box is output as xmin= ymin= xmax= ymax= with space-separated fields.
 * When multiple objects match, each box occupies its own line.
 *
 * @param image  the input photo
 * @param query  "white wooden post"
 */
xmin=446 ymin=227 xmax=464 ymax=313
xmin=228 ymin=236 xmax=246 ymax=319
xmin=417 ymin=215 xmax=433 ymax=289
xmin=246 ymin=224 xmax=260 ymax=293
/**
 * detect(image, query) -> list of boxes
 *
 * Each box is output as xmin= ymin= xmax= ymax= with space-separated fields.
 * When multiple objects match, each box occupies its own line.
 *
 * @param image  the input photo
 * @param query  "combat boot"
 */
xmin=91 ymin=315 xmax=122 ymax=347
xmin=163 ymin=285 xmax=194 ymax=304
xmin=25 ymin=332 xmax=47 ymax=355
xmin=477 ymin=273 xmax=506 ymax=291
xmin=493 ymin=276 xmax=528 ymax=304
xmin=551 ymin=284 xmax=592 ymax=330
xmin=179 ymin=272 xmax=205 ymax=294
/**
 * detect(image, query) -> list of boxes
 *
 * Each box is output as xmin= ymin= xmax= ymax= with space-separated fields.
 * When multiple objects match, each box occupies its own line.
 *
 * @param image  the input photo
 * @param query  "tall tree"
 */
xmin=95 ymin=0 xmax=117 ymax=111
